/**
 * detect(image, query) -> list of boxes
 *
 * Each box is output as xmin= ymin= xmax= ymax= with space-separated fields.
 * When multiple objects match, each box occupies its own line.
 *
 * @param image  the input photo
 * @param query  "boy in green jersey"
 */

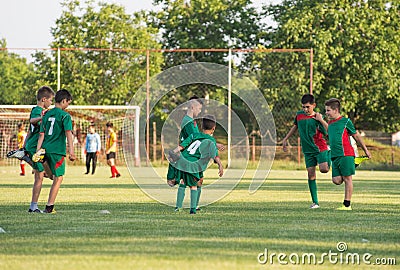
xmin=167 ymin=97 xmax=204 ymax=212
xmin=282 ymin=94 xmax=330 ymax=209
xmin=36 ymin=89 xmax=76 ymax=213
xmin=321 ymin=98 xmax=371 ymax=210
xmin=24 ymin=86 xmax=55 ymax=213
xmin=169 ymin=115 xmax=224 ymax=214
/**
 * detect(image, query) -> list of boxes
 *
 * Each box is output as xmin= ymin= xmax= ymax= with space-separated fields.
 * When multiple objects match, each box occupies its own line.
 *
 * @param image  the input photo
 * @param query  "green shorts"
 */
xmin=180 ymin=171 xmax=201 ymax=187
xmin=331 ymin=156 xmax=355 ymax=177
xmin=304 ymin=150 xmax=330 ymax=168
xmin=26 ymin=150 xmax=44 ymax=172
xmin=46 ymin=153 xmax=66 ymax=177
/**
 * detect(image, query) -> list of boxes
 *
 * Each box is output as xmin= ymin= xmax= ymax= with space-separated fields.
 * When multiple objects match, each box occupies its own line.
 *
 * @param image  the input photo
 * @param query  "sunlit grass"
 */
xmin=0 ymin=166 xmax=398 ymax=270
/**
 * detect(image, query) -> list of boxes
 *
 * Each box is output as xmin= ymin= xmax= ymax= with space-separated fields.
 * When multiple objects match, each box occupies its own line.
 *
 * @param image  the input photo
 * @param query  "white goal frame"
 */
xmin=0 ymin=105 xmax=140 ymax=167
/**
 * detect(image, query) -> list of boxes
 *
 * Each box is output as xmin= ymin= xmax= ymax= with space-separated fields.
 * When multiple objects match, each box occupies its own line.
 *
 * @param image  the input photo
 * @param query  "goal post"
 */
xmin=0 ymin=105 xmax=140 ymax=167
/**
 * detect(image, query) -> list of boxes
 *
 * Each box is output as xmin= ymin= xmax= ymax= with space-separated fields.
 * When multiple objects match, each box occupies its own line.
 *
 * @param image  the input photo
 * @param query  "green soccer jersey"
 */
xmin=294 ymin=111 xmax=328 ymax=154
xmin=176 ymin=132 xmax=219 ymax=174
xmin=180 ymin=115 xmax=199 ymax=142
xmin=40 ymin=107 xmax=73 ymax=156
xmin=328 ymin=116 xmax=356 ymax=158
xmin=25 ymin=106 xmax=43 ymax=153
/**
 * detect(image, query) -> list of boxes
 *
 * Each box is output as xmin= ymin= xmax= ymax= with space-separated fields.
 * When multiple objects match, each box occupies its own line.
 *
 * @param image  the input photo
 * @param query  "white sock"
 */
xmin=30 ymin=202 xmax=38 ymax=210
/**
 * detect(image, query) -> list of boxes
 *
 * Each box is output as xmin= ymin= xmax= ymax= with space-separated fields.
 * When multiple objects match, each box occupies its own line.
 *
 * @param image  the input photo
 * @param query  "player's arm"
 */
xmin=36 ymin=132 xmax=44 ymax=152
xmin=214 ymin=156 xmax=224 ymax=177
xmin=314 ymin=113 xmax=329 ymax=131
xmin=216 ymin=143 xmax=225 ymax=151
xmin=30 ymin=116 xmax=42 ymax=125
xmin=282 ymin=125 xmax=298 ymax=152
xmin=351 ymin=132 xmax=371 ymax=159
xmin=66 ymin=130 xmax=76 ymax=161
xmin=30 ymin=109 xmax=46 ymax=125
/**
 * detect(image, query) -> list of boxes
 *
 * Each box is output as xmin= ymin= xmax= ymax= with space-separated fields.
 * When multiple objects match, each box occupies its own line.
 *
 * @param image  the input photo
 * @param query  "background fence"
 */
xmin=1 ymin=47 xmax=399 ymax=168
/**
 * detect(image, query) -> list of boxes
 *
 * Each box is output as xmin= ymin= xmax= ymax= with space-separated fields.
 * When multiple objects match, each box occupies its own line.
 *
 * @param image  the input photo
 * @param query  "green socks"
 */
xmin=308 ymin=179 xmax=319 ymax=205
xmin=176 ymin=185 xmax=200 ymax=212
xmin=176 ymin=184 xmax=186 ymax=208
xmin=196 ymin=186 xmax=201 ymax=208
xmin=190 ymin=189 xmax=198 ymax=213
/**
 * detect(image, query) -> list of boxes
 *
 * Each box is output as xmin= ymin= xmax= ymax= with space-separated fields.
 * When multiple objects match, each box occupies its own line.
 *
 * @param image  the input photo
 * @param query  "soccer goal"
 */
xmin=0 ymin=105 xmax=140 ymax=167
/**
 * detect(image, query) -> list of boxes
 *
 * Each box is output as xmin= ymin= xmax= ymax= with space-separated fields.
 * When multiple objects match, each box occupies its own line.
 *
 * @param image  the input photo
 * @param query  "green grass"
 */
xmin=0 ymin=165 xmax=399 ymax=269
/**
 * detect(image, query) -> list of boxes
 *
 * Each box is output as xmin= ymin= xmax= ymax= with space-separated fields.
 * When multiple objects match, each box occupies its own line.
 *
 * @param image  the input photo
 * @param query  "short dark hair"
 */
xmin=55 ymin=89 xmax=73 ymax=103
xmin=325 ymin=98 xmax=341 ymax=111
xmin=202 ymin=115 xmax=216 ymax=130
xmin=18 ymin=123 xmax=24 ymax=129
xmin=106 ymin=122 xmax=113 ymax=128
xmin=301 ymin=94 xmax=315 ymax=104
xmin=189 ymin=95 xmax=203 ymax=105
xmin=36 ymin=86 xmax=55 ymax=101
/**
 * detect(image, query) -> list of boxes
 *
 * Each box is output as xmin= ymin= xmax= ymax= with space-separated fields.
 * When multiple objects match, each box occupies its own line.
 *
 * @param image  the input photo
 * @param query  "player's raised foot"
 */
xmin=189 ymin=208 xmax=196 ymax=214
xmin=116 ymin=173 xmax=121 ymax=178
xmin=7 ymin=148 xmax=26 ymax=159
xmin=309 ymin=203 xmax=320 ymax=209
xmin=174 ymin=207 xmax=182 ymax=212
xmin=28 ymin=208 xmax=43 ymax=213
xmin=167 ymin=179 xmax=176 ymax=187
xmin=355 ymin=156 xmax=369 ymax=168
xmin=336 ymin=205 xmax=352 ymax=211
xmin=43 ymin=205 xmax=56 ymax=214
xmin=32 ymin=148 xmax=46 ymax=163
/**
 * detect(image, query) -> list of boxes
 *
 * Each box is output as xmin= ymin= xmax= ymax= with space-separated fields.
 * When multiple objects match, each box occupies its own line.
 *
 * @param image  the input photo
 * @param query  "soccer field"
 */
xmin=0 ymin=165 xmax=398 ymax=270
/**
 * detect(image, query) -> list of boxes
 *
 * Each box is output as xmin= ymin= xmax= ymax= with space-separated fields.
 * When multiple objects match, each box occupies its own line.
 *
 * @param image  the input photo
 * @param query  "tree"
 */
xmin=151 ymin=0 xmax=265 ymax=130
xmin=33 ymin=0 xmax=163 ymax=105
xmin=264 ymin=0 xmax=400 ymax=132
xmin=154 ymin=0 xmax=264 ymax=67
xmin=0 ymin=39 xmax=37 ymax=104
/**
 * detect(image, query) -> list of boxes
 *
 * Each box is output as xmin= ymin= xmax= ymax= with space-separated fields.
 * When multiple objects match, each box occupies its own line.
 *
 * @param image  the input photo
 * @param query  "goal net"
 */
xmin=0 ymin=105 xmax=140 ymax=167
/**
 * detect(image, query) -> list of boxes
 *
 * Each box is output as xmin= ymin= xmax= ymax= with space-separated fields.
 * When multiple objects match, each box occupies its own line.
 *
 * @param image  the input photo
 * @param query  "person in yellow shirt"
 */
xmin=17 ymin=123 xmax=27 ymax=176
xmin=105 ymin=122 xmax=121 ymax=178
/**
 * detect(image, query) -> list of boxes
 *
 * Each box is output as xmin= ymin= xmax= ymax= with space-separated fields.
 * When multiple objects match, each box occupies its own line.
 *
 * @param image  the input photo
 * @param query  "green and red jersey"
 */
xmin=40 ymin=107 xmax=73 ymax=156
xmin=327 ymin=116 xmax=356 ymax=158
xmin=294 ymin=111 xmax=328 ymax=154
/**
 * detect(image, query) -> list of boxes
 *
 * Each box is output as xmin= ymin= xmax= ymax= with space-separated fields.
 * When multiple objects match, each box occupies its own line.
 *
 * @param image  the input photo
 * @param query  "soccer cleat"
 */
xmin=43 ymin=205 xmax=56 ymax=214
xmin=32 ymin=149 xmax=46 ymax=163
xmin=196 ymin=207 xmax=201 ymax=211
xmin=28 ymin=208 xmax=43 ymax=213
xmin=116 ymin=173 xmax=121 ymax=178
xmin=7 ymin=148 xmax=26 ymax=159
xmin=355 ymin=156 xmax=369 ymax=168
xmin=309 ymin=203 xmax=320 ymax=209
xmin=174 ymin=207 xmax=182 ymax=212
xmin=189 ymin=208 xmax=196 ymax=214
xmin=336 ymin=205 xmax=352 ymax=211
xmin=7 ymin=148 xmax=34 ymax=166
